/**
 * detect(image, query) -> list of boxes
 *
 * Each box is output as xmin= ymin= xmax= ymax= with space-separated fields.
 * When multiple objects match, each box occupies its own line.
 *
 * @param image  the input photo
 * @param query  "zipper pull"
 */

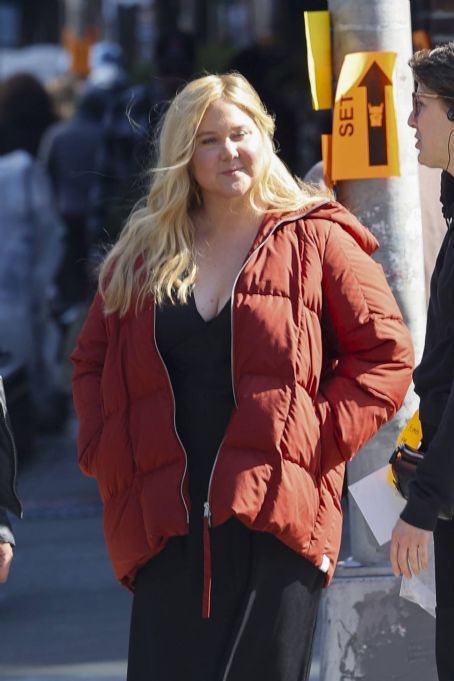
xmin=203 ymin=501 xmax=212 ymax=526
xmin=202 ymin=501 xmax=212 ymax=618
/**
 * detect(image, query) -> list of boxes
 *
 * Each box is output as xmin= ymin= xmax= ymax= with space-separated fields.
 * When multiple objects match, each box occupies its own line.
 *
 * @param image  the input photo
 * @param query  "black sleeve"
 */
xmin=401 ymin=378 xmax=454 ymax=531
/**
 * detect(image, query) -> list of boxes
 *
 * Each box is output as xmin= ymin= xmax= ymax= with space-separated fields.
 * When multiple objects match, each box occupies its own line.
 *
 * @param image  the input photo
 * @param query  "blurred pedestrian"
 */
xmin=390 ymin=42 xmax=454 ymax=681
xmin=39 ymin=85 xmax=110 ymax=309
xmin=0 ymin=73 xmax=57 ymax=157
xmin=85 ymin=40 xmax=129 ymax=128
xmin=87 ymin=30 xmax=196 ymax=259
xmin=46 ymin=72 xmax=81 ymax=121
xmin=87 ymin=40 xmax=128 ymax=94
xmin=0 ymin=71 xmax=68 ymax=432
xmin=72 ymin=73 xmax=413 ymax=681
xmin=0 ymin=147 xmax=64 ymax=433
xmin=0 ymin=377 xmax=22 ymax=584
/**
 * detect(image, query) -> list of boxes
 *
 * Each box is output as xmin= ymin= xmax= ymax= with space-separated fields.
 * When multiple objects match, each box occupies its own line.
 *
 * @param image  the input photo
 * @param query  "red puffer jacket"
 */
xmin=71 ymin=200 xmax=413 ymax=593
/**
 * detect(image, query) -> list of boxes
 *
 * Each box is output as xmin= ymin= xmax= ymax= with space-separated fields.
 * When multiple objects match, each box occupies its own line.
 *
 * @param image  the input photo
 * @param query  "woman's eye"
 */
xmin=200 ymin=137 xmax=217 ymax=145
xmin=232 ymin=130 xmax=248 ymax=139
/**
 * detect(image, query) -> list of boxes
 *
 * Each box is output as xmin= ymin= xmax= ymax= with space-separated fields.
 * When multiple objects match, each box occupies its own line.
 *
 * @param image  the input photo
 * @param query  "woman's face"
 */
xmin=190 ymin=98 xmax=263 ymax=204
xmin=408 ymin=83 xmax=454 ymax=171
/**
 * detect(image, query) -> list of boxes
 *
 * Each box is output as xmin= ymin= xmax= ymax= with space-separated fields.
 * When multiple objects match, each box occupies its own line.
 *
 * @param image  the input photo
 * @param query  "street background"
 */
xmin=0 ymin=1 xmax=453 ymax=679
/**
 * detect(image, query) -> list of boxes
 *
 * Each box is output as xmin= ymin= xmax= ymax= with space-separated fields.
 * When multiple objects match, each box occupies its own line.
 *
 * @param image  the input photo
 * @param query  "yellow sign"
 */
xmin=387 ymin=409 xmax=422 ymax=488
xmin=331 ymin=51 xmax=400 ymax=180
xmin=395 ymin=410 xmax=422 ymax=449
xmin=304 ymin=11 xmax=333 ymax=111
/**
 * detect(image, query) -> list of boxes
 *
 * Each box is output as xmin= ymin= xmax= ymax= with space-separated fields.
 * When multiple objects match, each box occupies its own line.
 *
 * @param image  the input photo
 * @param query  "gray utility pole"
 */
xmin=318 ymin=2 xmax=436 ymax=680
xmin=64 ymin=0 xmax=102 ymax=37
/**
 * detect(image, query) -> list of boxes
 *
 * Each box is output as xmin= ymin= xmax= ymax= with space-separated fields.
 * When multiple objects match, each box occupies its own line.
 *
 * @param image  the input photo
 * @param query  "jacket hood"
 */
xmin=244 ymin=201 xmax=379 ymax=259
xmin=303 ymin=201 xmax=380 ymax=255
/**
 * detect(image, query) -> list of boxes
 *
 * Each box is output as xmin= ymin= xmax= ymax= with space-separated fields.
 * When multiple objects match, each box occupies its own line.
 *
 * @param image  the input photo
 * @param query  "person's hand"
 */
xmin=0 ymin=541 xmax=13 ymax=583
xmin=390 ymin=518 xmax=431 ymax=578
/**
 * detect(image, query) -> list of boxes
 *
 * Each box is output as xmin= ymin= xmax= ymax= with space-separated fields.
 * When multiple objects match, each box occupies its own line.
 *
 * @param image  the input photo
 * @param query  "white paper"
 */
xmin=400 ymin=536 xmax=436 ymax=617
xmin=348 ymin=465 xmax=406 ymax=545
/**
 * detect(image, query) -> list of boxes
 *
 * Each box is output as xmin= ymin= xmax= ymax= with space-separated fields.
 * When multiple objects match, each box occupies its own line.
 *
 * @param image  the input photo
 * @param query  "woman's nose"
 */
xmin=221 ymin=138 xmax=239 ymax=158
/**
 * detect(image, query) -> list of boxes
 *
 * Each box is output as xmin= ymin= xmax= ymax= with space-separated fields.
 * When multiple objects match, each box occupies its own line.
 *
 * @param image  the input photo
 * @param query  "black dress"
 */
xmin=127 ymin=293 xmax=323 ymax=681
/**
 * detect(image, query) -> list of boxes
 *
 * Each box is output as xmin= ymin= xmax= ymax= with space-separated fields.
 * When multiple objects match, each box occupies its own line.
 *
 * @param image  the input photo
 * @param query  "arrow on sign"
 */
xmin=358 ymin=62 xmax=392 ymax=166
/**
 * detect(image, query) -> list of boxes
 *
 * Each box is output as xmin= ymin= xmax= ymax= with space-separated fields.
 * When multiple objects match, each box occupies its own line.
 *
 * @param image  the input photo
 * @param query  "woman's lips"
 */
xmin=222 ymin=167 xmax=243 ymax=175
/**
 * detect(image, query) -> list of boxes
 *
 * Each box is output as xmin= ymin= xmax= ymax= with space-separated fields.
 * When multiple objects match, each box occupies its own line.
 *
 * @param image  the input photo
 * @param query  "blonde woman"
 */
xmin=72 ymin=73 xmax=413 ymax=681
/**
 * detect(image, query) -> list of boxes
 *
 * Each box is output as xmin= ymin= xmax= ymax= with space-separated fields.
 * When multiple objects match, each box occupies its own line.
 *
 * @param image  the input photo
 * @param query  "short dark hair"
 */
xmin=409 ymin=42 xmax=454 ymax=108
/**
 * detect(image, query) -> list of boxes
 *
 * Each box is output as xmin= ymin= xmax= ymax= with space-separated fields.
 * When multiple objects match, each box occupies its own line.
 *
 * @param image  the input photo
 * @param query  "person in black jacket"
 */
xmin=0 ymin=378 xmax=22 ymax=583
xmin=39 ymin=85 xmax=113 ymax=309
xmin=390 ymin=42 xmax=454 ymax=681
xmin=86 ymin=29 xmax=196 ymax=270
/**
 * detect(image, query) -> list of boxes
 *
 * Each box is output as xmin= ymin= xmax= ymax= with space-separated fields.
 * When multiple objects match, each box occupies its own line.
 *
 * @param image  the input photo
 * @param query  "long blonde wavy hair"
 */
xmin=99 ymin=72 xmax=331 ymax=316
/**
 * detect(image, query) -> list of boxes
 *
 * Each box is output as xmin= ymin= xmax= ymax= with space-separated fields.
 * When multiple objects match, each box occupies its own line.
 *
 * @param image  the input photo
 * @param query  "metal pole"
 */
xmin=328 ymin=0 xmax=426 ymax=565
xmin=317 ymin=3 xmax=436 ymax=679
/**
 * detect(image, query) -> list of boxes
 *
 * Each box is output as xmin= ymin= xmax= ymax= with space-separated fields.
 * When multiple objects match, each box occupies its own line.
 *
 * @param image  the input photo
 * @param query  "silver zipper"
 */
xmin=153 ymin=304 xmax=190 ymax=525
xmin=204 ymin=203 xmax=328 ymax=519
xmin=203 ymin=440 xmax=224 ymax=526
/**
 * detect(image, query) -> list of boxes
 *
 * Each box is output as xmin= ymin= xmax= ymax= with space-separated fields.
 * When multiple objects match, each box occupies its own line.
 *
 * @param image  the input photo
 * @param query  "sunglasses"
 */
xmin=411 ymin=91 xmax=454 ymax=118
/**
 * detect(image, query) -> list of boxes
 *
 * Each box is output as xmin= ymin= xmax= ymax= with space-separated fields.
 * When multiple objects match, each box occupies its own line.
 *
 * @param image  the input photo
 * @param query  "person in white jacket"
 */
xmin=0 ymin=149 xmax=64 ymax=425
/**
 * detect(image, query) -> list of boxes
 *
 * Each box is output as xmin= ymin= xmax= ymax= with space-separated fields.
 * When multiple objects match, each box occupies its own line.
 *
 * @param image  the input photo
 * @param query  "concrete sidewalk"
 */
xmin=0 ymin=415 xmax=130 ymax=681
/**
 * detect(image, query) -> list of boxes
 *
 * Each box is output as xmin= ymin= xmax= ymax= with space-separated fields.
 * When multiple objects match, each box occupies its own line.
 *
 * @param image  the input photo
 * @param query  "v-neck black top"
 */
xmin=155 ymin=293 xmax=234 ymax=511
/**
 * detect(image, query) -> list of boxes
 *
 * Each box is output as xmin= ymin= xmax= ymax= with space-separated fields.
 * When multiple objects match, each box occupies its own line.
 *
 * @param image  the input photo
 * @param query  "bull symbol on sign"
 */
xmin=368 ymin=103 xmax=384 ymax=128
xmin=359 ymin=61 xmax=392 ymax=165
